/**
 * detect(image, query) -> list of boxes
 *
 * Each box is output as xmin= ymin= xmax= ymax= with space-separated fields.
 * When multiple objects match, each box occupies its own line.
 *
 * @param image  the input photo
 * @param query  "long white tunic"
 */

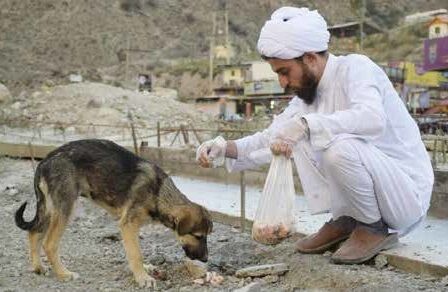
xmin=227 ymin=54 xmax=434 ymax=234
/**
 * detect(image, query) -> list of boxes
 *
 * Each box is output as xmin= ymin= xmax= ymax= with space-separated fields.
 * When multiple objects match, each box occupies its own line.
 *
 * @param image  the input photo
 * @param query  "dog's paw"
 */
xmin=135 ymin=273 xmax=157 ymax=289
xmin=57 ymin=271 xmax=80 ymax=282
xmin=32 ymin=265 xmax=47 ymax=275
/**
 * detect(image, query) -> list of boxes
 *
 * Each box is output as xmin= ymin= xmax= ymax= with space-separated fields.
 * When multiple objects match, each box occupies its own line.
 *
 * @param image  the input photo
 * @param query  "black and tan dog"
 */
xmin=15 ymin=139 xmax=213 ymax=288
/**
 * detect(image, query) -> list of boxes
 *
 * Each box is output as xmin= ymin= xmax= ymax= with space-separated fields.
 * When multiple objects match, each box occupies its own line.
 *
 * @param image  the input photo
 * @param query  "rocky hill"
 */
xmin=1 ymin=0 xmax=446 ymax=95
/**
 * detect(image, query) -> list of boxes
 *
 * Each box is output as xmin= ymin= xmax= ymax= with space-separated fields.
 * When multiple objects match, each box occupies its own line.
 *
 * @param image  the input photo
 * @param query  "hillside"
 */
xmin=0 ymin=0 xmax=446 ymax=95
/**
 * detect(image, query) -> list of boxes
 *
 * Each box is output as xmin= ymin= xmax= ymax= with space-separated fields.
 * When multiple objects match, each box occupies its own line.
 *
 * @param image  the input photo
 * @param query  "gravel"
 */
xmin=0 ymin=157 xmax=446 ymax=291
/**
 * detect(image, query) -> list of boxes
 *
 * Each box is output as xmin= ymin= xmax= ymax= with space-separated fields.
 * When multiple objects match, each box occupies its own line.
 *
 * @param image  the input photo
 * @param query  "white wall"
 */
xmin=250 ymin=61 xmax=277 ymax=81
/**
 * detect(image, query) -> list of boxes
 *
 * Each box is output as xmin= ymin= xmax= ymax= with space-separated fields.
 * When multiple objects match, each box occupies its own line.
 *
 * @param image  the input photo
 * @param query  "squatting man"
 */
xmin=196 ymin=7 xmax=433 ymax=264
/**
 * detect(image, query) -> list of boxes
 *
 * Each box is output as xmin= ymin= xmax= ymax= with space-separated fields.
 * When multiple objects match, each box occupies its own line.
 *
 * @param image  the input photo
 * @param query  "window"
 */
xmin=435 ymin=27 xmax=440 ymax=35
xmin=231 ymin=70 xmax=235 ymax=76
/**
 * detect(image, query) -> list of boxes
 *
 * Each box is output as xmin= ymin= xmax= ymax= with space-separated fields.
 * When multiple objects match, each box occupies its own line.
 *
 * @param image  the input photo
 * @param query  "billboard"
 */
xmin=423 ymin=36 xmax=448 ymax=71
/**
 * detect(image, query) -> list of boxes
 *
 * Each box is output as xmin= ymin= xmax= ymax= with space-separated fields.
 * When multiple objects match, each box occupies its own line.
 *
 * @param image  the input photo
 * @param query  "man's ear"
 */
xmin=303 ymin=52 xmax=318 ymax=65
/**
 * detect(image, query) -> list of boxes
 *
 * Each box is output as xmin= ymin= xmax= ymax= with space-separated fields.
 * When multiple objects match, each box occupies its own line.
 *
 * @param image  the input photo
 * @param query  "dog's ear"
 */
xmin=172 ymin=209 xmax=195 ymax=236
xmin=174 ymin=212 xmax=194 ymax=236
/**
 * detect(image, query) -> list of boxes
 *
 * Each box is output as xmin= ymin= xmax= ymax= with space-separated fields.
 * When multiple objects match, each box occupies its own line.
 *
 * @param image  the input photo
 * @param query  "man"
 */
xmin=196 ymin=7 xmax=433 ymax=264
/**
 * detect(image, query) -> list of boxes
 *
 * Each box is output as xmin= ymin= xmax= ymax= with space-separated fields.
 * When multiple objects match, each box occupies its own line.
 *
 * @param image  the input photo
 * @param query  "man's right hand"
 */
xmin=196 ymin=136 xmax=227 ymax=168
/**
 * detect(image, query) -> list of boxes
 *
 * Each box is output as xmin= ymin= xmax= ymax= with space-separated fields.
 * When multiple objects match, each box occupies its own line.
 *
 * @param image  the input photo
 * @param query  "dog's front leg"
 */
xmin=119 ymin=222 xmax=156 ymax=288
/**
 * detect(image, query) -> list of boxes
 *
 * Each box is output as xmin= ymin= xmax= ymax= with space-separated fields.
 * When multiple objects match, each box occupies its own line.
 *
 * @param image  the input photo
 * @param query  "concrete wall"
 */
xmin=1 ymin=141 xmax=446 ymax=219
xmin=431 ymin=170 xmax=448 ymax=218
xmin=250 ymin=61 xmax=277 ymax=81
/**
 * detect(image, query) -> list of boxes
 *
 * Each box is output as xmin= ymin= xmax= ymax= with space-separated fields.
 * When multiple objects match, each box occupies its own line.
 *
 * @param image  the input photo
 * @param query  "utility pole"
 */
xmin=359 ymin=0 xmax=366 ymax=51
xmin=209 ymin=12 xmax=216 ymax=95
xmin=224 ymin=4 xmax=230 ymax=64
xmin=125 ymin=35 xmax=131 ymax=84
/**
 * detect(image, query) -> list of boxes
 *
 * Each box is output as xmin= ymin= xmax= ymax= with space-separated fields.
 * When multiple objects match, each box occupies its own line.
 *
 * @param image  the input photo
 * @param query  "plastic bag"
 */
xmin=252 ymin=154 xmax=295 ymax=245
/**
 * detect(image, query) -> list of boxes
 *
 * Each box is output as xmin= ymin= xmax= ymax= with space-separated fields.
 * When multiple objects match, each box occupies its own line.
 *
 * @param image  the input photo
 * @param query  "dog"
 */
xmin=15 ymin=139 xmax=213 ymax=288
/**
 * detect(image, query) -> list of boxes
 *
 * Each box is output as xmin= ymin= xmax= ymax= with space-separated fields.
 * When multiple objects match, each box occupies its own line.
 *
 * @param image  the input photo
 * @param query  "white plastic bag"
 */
xmin=252 ymin=154 xmax=295 ymax=245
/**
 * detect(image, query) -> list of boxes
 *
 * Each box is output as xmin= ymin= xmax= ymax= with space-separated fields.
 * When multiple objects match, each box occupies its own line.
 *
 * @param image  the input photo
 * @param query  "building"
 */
xmin=423 ymin=15 xmax=448 ymax=72
xmin=328 ymin=20 xmax=383 ymax=38
xmin=404 ymin=9 xmax=447 ymax=25
xmin=194 ymin=61 xmax=288 ymax=119
xmin=428 ymin=14 xmax=448 ymax=39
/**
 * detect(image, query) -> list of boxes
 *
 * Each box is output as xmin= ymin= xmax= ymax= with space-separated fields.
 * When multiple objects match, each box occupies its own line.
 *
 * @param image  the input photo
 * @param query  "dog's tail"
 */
xmin=15 ymin=166 xmax=48 ymax=232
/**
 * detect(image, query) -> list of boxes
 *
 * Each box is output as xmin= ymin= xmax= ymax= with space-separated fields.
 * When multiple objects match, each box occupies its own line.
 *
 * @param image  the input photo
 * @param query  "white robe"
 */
xmin=227 ymin=54 xmax=434 ymax=235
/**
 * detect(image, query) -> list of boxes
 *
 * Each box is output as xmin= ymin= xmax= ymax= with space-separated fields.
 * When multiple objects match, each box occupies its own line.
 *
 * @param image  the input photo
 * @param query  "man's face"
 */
xmin=267 ymin=57 xmax=319 ymax=105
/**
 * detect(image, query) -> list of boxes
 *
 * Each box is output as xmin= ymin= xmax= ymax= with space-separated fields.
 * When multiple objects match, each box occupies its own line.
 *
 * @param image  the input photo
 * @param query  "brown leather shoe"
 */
xmin=295 ymin=217 xmax=355 ymax=254
xmin=331 ymin=226 xmax=398 ymax=264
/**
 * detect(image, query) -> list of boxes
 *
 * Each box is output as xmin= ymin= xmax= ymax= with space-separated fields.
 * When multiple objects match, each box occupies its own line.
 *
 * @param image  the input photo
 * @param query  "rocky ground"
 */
xmin=1 ymin=156 xmax=447 ymax=291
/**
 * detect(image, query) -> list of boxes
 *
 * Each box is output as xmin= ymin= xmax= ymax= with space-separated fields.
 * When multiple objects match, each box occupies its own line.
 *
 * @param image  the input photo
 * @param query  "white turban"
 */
xmin=257 ymin=7 xmax=330 ymax=59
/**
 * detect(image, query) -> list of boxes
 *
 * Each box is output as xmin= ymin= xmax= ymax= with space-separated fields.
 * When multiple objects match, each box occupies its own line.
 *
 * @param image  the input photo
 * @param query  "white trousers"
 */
xmin=295 ymin=139 xmax=425 ymax=235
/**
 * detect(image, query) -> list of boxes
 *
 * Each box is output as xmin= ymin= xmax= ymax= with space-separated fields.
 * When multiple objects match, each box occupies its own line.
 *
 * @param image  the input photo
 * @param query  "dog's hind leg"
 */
xmin=29 ymin=231 xmax=46 ymax=274
xmin=119 ymin=209 xmax=155 ymax=288
xmin=43 ymin=210 xmax=79 ymax=281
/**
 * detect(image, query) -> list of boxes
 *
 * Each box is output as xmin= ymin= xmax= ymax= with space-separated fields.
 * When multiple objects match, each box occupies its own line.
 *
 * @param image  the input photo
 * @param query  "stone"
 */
xmin=235 ymin=263 xmax=289 ymax=278
xmin=263 ymin=274 xmax=279 ymax=283
xmin=233 ymin=282 xmax=262 ymax=292
xmin=193 ymin=278 xmax=205 ymax=285
xmin=0 ymin=83 xmax=11 ymax=103
xmin=149 ymin=254 xmax=166 ymax=265
xmin=184 ymin=259 xmax=208 ymax=279
xmin=374 ymin=254 xmax=388 ymax=269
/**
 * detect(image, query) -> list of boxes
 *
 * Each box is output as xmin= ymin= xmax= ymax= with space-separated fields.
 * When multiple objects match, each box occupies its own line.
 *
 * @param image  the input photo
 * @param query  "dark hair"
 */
xmin=261 ymin=50 xmax=328 ymax=61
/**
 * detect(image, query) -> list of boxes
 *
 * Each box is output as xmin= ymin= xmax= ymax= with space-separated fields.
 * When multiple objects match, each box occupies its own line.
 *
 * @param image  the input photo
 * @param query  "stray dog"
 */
xmin=15 ymin=139 xmax=213 ymax=288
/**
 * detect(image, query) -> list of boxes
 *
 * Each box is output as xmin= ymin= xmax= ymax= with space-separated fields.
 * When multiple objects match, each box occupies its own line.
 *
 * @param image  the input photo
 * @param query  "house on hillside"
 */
xmin=404 ymin=9 xmax=447 ymax=25
xmin=423 ymin=14 xmax=448 ymax=72
xmin=328 ymin=20 xmax=383 ymax=38
xmin=428 ymin=14 xmax=448 ymax=39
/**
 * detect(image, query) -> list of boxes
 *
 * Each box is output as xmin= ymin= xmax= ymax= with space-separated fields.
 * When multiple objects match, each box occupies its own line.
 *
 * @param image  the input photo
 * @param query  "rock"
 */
xmin=184 ymin=259 xmax=208 ymax=279
xmin=5 ymin=185 xmax=19 ymax=196
xmin=193 ymin=278 xmax=205 ymax=285
xmin=149 ymin=254 xmax=166 ymax=266
xmin=233 ymin=282 xmax=262 ymax=292
xmin=262 ymin=274 xmax=279 ymax=283
xmin=217 ymin=236 xmax=230 ymax=242
xmin=374 ymin=254 xmax=388 ymax=269
xmin=11 ymin=101 xmax=22 ymax=110
xmin=69 ymin=74 xmax=83 ymax=83
xmin=441 ymin=275 xmax=448 ymax=286
xmin=0 ymin=83 xmax=11 ymax=103
xmin=235 ymin=263 xmax=289 ymax=278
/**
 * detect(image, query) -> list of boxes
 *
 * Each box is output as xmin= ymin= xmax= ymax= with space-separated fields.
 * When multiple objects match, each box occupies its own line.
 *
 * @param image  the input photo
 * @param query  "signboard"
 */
xmin=423 ymin=36 xmax=448 ymax=71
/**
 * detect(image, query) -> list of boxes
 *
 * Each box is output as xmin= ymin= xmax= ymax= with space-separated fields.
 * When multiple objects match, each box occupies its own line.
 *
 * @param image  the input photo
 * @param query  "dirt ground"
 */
xmin=1 ymin=156 xmax=447 ymax=292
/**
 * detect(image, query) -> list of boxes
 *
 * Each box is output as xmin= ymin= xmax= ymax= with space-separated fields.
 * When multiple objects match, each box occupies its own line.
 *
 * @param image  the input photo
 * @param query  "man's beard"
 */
xmin=285 ymin=64 xmax=319 ymax=105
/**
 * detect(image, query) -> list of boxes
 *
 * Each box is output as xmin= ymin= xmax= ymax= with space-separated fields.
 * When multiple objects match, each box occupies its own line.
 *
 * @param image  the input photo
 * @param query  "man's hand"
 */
xmin=196 ymin=136 xmax=227 ymax=168
xmin=270 ymin=141 xmax=293 ymax=158
xmin=270 ymin=115 xmax=309 ymax=156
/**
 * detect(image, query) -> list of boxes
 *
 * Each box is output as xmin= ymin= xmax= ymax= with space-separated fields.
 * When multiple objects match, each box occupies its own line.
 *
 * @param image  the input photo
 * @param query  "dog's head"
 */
xmin=172 ymin=204 xmax=213 ymax=262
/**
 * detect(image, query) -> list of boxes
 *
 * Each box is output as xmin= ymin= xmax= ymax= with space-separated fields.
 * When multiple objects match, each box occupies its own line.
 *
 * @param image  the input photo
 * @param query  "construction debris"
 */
xmin=235 ymin=263 xmax=289 ymax=278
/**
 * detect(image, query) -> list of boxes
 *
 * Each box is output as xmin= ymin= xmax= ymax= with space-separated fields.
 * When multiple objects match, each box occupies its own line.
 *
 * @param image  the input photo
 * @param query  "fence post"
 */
xmin=28 ymin=142 xmax=36 ymax=172
xmin=240 ymin=171 xmax=246 ymax=233
xmin=128 ymin=112 xmax=138 ymax=156
xmin=157 ymin=121 xmax=161 ymax=147
xmin=443 ymin=139 xmax=447 ymax=164
xmin=433 ymin=138 xmax=438 ymax=168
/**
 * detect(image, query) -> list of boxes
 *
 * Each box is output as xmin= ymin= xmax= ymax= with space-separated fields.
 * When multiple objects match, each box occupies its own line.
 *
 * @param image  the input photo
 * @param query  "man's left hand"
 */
xmin=270 ymin=115 xmax=309 ymax=156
